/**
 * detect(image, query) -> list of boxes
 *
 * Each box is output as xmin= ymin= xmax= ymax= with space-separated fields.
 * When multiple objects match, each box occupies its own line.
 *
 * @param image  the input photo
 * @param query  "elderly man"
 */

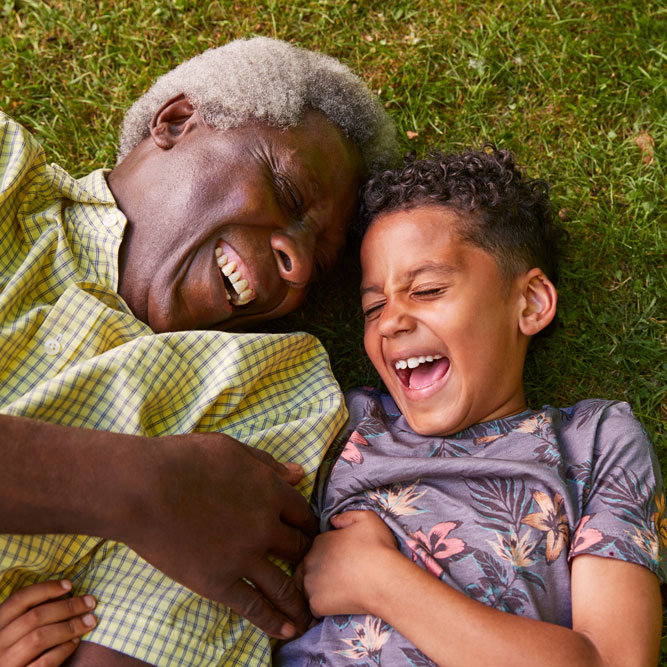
xmin=0 ymin=37 xmax=396 ymax=665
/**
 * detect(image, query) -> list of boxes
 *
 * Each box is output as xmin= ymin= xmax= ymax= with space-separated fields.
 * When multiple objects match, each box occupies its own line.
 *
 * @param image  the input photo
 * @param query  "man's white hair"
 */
xmin=118 ymin=37 xmax=398 ymax=169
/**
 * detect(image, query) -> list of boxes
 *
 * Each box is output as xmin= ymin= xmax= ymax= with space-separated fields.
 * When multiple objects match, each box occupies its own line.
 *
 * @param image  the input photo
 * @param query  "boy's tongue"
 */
xmin=408 ymin=357 xmax=450 ymax=389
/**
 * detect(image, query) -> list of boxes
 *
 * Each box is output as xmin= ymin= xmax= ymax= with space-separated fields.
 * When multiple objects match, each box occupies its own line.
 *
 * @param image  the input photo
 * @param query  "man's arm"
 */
xmin=0 ymin=414 xmax=317 ymax=639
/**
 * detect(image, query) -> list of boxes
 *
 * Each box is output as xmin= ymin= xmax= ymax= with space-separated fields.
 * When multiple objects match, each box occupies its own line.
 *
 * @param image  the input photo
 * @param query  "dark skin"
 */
xmin=0 ymin=99 xmax=364 ymax=665
xmin=111 ymin=96 xmax=362 ymax=333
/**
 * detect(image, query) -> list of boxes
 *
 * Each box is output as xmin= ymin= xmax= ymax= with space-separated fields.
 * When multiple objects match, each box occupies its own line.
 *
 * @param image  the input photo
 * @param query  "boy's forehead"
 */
xmin=362 ymin=206 xmax=465 ymax=268
xmin=360 ymin=203 xmax=510 ymax=287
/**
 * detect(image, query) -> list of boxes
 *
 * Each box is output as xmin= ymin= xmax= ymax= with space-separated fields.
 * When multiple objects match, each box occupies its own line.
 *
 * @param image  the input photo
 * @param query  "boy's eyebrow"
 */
xmin=360 ymin=261 xmax=459 ymax=295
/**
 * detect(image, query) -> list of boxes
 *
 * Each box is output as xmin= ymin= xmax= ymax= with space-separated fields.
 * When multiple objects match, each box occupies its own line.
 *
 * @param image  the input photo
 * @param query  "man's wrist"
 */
xmin=0 ymin=415 xmax=148 ymax=540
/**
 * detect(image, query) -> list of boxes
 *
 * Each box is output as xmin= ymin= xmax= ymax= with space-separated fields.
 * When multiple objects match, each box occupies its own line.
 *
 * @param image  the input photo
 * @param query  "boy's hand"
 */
xmin=0 ymin=580 xmax=97 ymax=666
xmin=301 ymin=510 xmax=399 ymax=617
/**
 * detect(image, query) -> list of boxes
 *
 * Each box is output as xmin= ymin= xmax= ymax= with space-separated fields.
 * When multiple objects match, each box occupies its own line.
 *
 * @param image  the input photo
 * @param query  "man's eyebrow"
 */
xmin=360 ymin=261 xmax=459 ymax=295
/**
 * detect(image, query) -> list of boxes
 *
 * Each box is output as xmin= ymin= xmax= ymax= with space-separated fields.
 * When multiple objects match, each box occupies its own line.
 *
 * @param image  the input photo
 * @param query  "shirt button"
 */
xmin=102 ymin=213 xmax=118 ymax=228
xmin=44 ymin=338 xmax=62 ymax=355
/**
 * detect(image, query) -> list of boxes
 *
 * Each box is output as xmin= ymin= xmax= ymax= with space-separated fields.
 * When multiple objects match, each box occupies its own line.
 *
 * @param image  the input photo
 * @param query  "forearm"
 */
xmin=0 ymin=414 xmax=146 ymax=539
xmin=0 ymin=415 xmax=320 ymax=634
xmin=307 ymin=512 xmax=659 ymax=666
xmin=369 ymin=550 xmax=604 ymax=667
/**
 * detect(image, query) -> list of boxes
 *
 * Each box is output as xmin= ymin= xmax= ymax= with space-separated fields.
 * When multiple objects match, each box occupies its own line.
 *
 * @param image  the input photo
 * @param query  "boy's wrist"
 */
xmin=361 ymin=546 xmax=411 ymax=618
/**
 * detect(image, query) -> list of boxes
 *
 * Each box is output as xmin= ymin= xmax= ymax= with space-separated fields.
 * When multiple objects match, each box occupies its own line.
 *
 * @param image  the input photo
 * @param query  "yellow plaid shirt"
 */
xmin=0 ymin=111 xmax=347 ymax=665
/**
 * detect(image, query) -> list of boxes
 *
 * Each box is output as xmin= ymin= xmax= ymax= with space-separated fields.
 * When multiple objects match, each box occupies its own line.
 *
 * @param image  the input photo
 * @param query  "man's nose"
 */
xmin=270 ymin=231 xmax=315 ymax=288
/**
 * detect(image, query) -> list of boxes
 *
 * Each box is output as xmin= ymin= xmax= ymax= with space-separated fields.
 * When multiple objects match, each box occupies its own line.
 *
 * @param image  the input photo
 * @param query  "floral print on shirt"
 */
xmin=275 ymin=394 xmax=663 ymax=666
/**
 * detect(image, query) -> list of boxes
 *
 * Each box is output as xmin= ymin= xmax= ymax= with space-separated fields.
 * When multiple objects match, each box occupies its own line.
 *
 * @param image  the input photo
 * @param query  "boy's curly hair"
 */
xmin=359 ymin=147 xmax=566 ymax=285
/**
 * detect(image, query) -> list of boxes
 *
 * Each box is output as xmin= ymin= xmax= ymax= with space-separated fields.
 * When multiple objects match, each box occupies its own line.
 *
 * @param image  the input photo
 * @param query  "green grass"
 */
xmin=1 ymin=0 xmax=665 ymax=657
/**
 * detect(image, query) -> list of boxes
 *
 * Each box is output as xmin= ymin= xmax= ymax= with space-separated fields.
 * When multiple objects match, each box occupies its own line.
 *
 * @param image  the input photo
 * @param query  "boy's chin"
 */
xmin=401 ymin=410 xmax=462 ymax=438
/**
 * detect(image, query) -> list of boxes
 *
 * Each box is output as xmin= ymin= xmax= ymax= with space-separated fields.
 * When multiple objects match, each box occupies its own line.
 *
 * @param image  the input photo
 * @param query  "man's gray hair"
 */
xmin=118 ymin=37 xmax=398 ymax=169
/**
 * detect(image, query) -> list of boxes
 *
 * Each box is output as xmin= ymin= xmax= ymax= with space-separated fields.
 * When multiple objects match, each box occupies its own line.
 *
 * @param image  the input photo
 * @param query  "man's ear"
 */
xmin=150 ymin=94 xmax=196 ymax=150
xmin=518 ymin=268 xmax=557 ymax=336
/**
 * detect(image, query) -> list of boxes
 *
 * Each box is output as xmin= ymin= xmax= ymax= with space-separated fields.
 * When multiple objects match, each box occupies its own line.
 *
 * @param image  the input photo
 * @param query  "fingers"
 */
xmin=25 ymin=639 xmax=81 ymax=667
xmin=1 ymin=595 xmax=96 ymax=649
xmin=244 ymin=442 xmax=317 ymax=539
xmin=269 ymin=520 xmax=316 ymax=564
xmin=330 ymin=510 xmax=375 ymax=529
xmin=241 ymin=444 xmax=304 ymax=485
xmin=0 ymin=580 xmax=72 ymax=629
xmin=3 ymin=615 xmax=92 ymax=666
xmin=279 ymin=493 xmax=318 ymax=541
xmin=224 ymin=574 xmax=305 ymax=640
xmin=251 ymin=559 xmax=313 ymax=634
xmin=0 ymin=584 xmax=97 ymax=667
xmin=293 ymin=562 xmax=305 ymax=594
xmin=280 ymin=462 xmax=306 ymax=486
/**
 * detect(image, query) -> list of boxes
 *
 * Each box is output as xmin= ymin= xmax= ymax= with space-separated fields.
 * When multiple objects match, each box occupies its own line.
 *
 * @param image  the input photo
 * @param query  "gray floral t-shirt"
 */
xmin=276 ymin=389 xmax=664 ymax=666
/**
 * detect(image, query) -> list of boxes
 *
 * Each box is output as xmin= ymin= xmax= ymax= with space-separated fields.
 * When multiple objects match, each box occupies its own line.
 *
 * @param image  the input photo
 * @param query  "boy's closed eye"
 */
xmin=362 ymin=301 xmax=385 ymax=319
xmin=412 ymin=285 xmax=448 ymax=299
xmin=361 ymin=285 xmax=449 ymax=319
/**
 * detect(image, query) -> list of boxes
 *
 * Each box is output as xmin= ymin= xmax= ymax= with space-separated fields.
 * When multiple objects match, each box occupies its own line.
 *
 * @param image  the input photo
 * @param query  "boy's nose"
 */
xmin=377 ymin=302 xmax=415 ymax=338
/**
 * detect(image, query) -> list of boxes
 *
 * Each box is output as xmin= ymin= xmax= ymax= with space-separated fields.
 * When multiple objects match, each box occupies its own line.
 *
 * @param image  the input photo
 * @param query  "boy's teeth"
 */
xmin=395 ymin=354 xmax=443 ymax=371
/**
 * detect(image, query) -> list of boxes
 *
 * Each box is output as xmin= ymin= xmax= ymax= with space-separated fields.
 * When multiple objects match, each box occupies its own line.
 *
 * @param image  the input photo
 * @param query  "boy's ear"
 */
xmin=518 ymin=268 xmax=557 ymax=336
xmin=150 ymin=94 xmax=196 ymax=150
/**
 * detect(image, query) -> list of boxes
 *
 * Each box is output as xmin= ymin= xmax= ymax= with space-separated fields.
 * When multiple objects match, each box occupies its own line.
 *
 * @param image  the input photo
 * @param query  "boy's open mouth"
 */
xmin=394 ymin=355 xmax=450 ymax=390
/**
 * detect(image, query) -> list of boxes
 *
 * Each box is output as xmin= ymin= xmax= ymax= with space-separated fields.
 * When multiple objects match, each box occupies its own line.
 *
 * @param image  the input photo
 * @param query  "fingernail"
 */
xmin=82 ymin=614 xmax=96 ymax=627
xmin=84 ymin=595 xmax=96 ymax=609
xmin=280 ymin=622 xmax=296 ymax=639
xmin=282 ymin=462 xmax=303 ymax=474
xmin=60 ymin=580 xmax=72 ymax=591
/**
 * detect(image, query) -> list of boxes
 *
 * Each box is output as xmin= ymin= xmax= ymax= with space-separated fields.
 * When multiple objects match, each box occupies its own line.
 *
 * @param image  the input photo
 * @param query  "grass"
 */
xmin=1 ymin=0 xmax=665 ymax=657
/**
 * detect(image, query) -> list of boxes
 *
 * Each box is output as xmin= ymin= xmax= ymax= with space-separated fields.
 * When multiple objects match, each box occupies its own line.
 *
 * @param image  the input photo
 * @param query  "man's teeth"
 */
xmin=215 ymin=248 xmax=255 ymax=305
xmin=394 ymin=354 xmax=443 ymax=370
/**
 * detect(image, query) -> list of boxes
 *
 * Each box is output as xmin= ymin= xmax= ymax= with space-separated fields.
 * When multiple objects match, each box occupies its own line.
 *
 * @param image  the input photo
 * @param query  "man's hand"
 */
xmin=0 ymin=416 xmax=317 ymax=639
xmin=0 ymin=580 xmax=97 ymax=667
xmin=118 ymin=433 xmax=318 ymax=639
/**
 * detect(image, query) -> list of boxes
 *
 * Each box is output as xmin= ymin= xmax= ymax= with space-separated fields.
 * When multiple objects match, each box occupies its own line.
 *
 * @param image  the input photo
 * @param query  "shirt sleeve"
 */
xmin=568 ymin=401 xmax=665 ymax=579
xmin=0 ymin=113 xmax=38 ymax=257
xmin=314 ymin=387 xmax=378 ymax=525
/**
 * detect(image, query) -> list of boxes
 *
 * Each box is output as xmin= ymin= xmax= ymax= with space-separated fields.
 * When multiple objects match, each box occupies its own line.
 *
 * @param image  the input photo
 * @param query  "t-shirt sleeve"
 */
xmin=568 ymin=401 xmax=665 ymax=579
xmin=314 ymin=387 xmax=378 ymax=525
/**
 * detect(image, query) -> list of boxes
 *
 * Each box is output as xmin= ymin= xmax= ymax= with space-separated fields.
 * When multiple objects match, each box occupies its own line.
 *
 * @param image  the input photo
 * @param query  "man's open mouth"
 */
xmin=394 ymin=354 xmax=450 ymax=390
xmin=215 ymin=247 xmax=255 ymax=306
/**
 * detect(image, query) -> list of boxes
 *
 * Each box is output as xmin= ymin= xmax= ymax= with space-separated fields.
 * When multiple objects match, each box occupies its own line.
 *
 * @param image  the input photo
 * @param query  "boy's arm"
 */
xmin=0 ymin=414 xmax=317 ymax=639
xmin=303 ymin=511 xmax=661 ymax=667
